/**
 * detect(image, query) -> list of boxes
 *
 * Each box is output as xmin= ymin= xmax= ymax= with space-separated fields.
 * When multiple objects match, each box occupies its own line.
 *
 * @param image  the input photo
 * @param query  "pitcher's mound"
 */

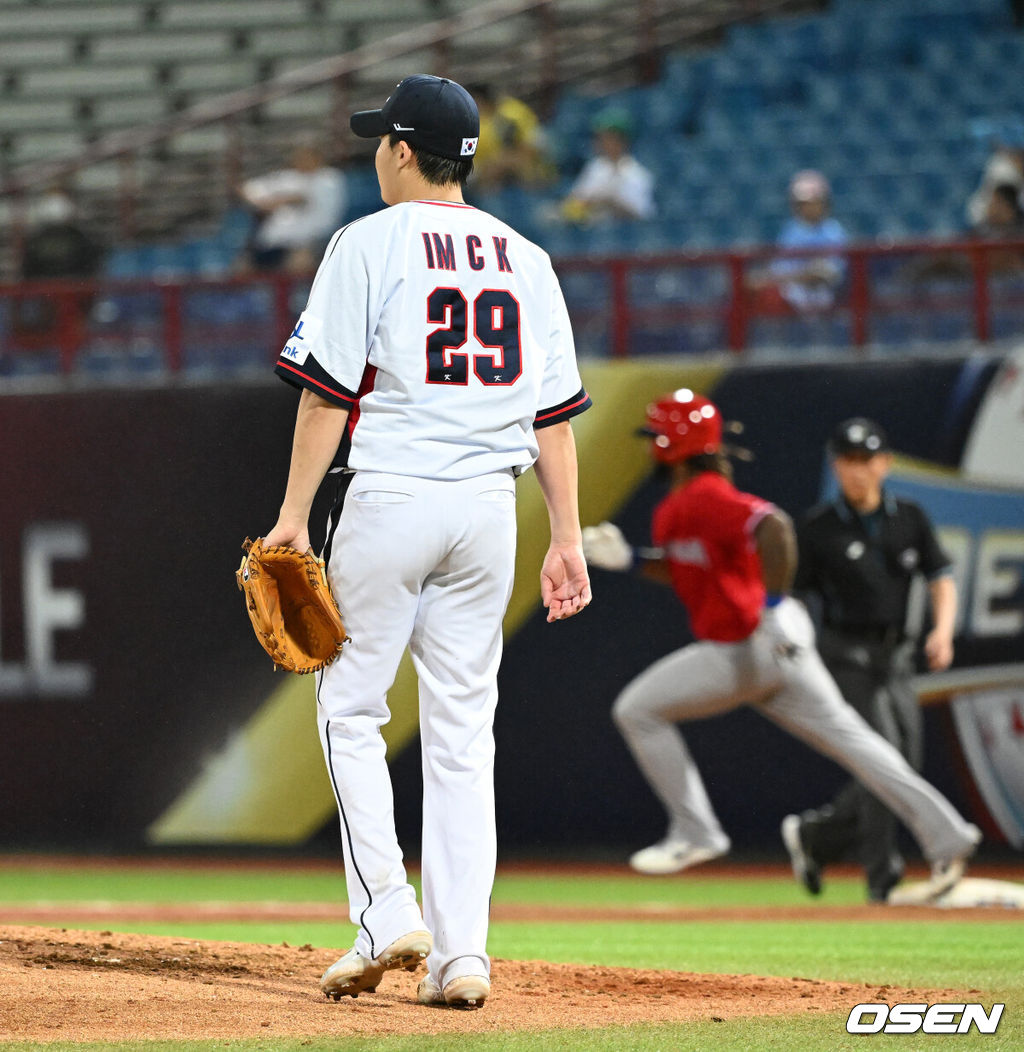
xmin=0 ymin=925 xmax=954 ymax=1042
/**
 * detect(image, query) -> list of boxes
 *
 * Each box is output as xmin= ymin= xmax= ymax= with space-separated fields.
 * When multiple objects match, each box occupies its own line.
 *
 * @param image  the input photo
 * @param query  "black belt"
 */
xmin=826 ymin=624 xmax=905 ymax=646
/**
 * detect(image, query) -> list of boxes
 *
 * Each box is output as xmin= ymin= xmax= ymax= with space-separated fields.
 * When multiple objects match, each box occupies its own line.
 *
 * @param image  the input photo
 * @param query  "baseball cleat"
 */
xmin=418 ymin=973 xmax=490 ymax=1009
xmin=922 ymin=823 xmax=983 ymax=902
xmin=320 ymin=930 xmax=432 ymax=999
xmin=320 ymin=947 xmax=383 ymax=999
xmin=376 ymin=930 xmax=434 ymax=971
xmin=628 ymin=836 xmax=730 ymax=876
xmin=867 ymin=859 xmax=905 ymax=903
xmin=781 ymin=814 xmax=822 ymax=896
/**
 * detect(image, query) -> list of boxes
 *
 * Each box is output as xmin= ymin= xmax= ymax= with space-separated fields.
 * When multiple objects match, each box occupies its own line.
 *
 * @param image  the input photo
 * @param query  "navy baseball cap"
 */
xmin=350 ymin=75 xmax=480 ymax=161
xmin=829 ymin=417 xmax=890 ymax=456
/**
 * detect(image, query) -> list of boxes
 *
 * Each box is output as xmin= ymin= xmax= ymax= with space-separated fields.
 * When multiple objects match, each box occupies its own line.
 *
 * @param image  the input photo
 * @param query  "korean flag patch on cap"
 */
xmin=461 ymin=137 xmax=478 ymax=156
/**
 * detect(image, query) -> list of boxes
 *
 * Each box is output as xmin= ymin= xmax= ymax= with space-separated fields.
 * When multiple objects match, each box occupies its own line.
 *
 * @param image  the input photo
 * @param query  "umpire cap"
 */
xmin=828 ymin=417 xmax=890 ymax=456
xmin=350 ymin=75 xmax=479 ymax=161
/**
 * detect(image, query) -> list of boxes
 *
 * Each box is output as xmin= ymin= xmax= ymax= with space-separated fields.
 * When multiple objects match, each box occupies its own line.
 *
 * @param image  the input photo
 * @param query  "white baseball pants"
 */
xmin=613 ymin=599 xmax=977 ymax=864
xmin=316 ymin=469 xmax=516 ymax=989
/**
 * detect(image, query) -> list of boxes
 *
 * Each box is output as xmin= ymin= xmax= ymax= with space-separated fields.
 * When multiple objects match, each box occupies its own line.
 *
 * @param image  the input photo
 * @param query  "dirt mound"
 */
xmin=0 ymin=925 xmax=958 ymax=1043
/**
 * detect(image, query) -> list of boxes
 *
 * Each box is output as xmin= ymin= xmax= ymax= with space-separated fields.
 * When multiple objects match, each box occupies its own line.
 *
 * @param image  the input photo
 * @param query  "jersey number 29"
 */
xmin=426 ymin=288 xmax=522 ymax=386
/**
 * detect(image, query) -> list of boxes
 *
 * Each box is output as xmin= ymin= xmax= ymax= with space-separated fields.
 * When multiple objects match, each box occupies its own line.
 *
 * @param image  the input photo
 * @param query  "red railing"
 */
xmin=2 ymin=237 xmax=1023 ymax=376
xmin=554 ymin=236 xmax=1024 ymax=356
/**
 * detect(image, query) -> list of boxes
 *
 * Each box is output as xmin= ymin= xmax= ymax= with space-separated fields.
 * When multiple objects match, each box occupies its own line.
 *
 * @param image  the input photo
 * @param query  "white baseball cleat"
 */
xmin=886 ymin=824 xmax=983 ymax=906
xmin=320 ymin=930 xmax=432 ymax=999
xmin=923 ymin=823 xmax=983 ymax=902
xmin=629 ymin=836 xmax=730 ymax=875
xmin=418 ymin=973 xmax=490 ymax=1009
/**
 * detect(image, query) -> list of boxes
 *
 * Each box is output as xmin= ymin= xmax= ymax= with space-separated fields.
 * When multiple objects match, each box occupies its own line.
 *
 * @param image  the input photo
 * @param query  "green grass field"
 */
xmin=1 ymin=859 xmax=1021 ymax=1051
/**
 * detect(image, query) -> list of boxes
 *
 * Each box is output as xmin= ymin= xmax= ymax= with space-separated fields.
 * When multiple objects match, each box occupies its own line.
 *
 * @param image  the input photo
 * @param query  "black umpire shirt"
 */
xmin=795 ymin=492 xmax=951 ymax=637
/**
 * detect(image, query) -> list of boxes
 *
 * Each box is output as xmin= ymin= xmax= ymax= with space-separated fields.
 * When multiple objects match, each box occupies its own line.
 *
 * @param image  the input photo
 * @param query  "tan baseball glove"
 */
xmin=236 ymin=537 xmax=349 ymax=674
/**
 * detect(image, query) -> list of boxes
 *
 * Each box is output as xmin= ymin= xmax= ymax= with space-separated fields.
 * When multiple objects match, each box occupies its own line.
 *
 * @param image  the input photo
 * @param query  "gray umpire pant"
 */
xmin=799 ymin=628 xmax=922 ymax=895
xmin=612 ymin=599 xmax=974 ymax=865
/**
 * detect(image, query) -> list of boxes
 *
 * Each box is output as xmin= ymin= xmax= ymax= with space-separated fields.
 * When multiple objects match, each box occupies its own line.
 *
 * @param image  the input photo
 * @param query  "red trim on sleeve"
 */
xmin=535 ymin=392 xmax=590 ymax=423
xmin=346 ymin=364 xmax=378 ymax=439
xmin=276 ymin=361 xmax=357 ymax=404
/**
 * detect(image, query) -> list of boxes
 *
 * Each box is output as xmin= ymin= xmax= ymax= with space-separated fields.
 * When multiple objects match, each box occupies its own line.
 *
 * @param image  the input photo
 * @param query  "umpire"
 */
xmin=782 ymin=417 xmax=958 ymax=902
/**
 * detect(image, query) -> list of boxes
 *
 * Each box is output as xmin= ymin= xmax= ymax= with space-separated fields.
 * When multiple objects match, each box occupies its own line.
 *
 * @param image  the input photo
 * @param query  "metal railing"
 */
xmin=2 ymin=236 xmax=1023 ymax=378
xmin=557 ymin=236 xmax=1024 ymax=356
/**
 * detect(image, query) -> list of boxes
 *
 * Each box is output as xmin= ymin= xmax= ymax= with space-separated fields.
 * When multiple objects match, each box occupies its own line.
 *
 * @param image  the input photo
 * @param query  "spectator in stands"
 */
xmin=900 ymin=181 xmax=1024 ymax=287
xmin=747 ymin=170 xmax=848 ymax=314
xmin=966 ymin=132 xmax=1024 ymax=230
xmin=974 ymin=182 xmax=1024 ymax=235
xmin=560 ymin=108 xmax=655 ymax=223
xmin=236 ymin=143 xmax=346 ymax=273
xmin=972 ymin=182 xmax=1024 ymax=275
xmin=466 ymin=83 xmax=554 ymax=191
xmin=21 ymin=186 xmax=105 ymax=282
xmin=12 ymin=185 xmax=105 ymax=350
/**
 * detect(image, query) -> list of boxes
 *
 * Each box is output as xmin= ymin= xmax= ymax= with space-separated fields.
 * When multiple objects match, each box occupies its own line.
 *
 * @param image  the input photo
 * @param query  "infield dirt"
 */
xmin=0 ymin=924 xmax=967 ymax=1043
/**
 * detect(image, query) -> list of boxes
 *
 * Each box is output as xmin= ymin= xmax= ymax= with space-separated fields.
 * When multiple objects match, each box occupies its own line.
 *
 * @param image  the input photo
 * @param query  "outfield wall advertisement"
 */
xmin=1 ymin=354 xmax=1021 ymax=855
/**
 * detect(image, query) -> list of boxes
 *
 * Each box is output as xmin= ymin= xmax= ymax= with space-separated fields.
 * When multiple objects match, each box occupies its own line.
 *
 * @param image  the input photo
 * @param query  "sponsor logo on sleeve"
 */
xmin=280 ymin=313 xmax=319 ymax=366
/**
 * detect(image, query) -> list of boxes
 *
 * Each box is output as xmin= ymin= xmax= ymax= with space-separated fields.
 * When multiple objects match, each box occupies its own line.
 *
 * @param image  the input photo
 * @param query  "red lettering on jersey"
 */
xmin=467 ymin=234 xmax=485 ymax=271
xmin=432 ymin=232 xmax=457 ymax=271
xmin=422 ymin=232 xmax=435 ymax=269
xmin=493 ymin=237 xmax=513 ymax=273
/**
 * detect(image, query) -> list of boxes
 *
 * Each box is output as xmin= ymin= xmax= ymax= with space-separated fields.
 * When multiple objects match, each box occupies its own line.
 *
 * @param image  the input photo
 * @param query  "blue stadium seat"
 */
xmin=182 ymin=340 xmax=270 ymax=375
xmin=992 ymin=308 xmax=1024 ymax=340
xmin=540 ymin=0 xmax=1022 ymax=255
xmin=88 ymin=291 xmax=163 ymax=328
xmin=343 ymin=170 xmax=386 ymax=224
xmin=682 ymin=220 xmax=718 ymax=249
xmin=871 ymin=314 xmax=916 ymax=346
xmin=215 ymin=206 xmax=254 ymax=253
xmin=535 ymin=225 xmax=580 ymax=259
xmin=629 ymin=264 xmax=729 ymax=307
xmin=645 ymin=83 xmax=696 ymax=135
xmin=146 ymin=243 xmax=191 ymax=280
xmin=0 ymin=349 xmax=62 ymax=377
xmin=183 ymin=286 xmax=272 ymax=326
xmin=75 ymin=337 xmax=164 ymax=378
xmin=557 ymin=267 xmax=611 ymax=307
xmin=104 ymin=248 xmax=147 ymax=280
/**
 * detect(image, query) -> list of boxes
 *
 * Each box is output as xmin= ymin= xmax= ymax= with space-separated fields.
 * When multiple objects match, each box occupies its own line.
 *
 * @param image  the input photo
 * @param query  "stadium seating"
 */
xmin=3 ymin=0 xmax=1024 ymax=365
xmin=457 ymin=0 xmax=1021 ymax=260
xmin=4 ymin=0 xmax=1020 ymax=269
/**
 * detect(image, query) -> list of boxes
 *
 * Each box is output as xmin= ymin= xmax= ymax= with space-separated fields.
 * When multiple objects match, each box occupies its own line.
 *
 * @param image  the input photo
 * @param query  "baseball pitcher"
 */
xmin=263 ymin=76 xmax=591 ymax=1009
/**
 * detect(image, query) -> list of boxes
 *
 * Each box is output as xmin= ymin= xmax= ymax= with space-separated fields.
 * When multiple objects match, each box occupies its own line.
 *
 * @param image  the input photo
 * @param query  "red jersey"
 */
xmin=651 ymin=471 xmax=775 ymax=643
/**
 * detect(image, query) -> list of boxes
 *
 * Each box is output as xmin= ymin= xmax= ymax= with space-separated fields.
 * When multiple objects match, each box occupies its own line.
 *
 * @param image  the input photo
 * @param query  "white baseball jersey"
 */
xmin=275 ymin=199 xmax=590 ymax=480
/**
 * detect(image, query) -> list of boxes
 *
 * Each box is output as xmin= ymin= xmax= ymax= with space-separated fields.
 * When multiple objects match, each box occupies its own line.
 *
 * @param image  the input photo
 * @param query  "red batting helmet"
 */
xmin=640 ymin=389 xmax=723 ymax=464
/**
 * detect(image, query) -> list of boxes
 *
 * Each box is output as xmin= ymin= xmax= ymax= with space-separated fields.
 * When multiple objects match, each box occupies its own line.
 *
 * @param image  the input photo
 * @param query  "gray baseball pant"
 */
xmin=612 ymin=600 xmax=975 ymax=863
